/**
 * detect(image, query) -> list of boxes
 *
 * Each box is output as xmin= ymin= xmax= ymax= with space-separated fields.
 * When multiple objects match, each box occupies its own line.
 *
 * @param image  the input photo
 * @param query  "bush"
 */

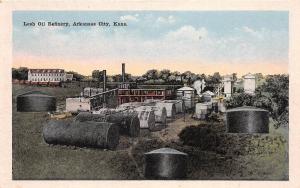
xmin=178 ymin=125 xmax=217 ymax=151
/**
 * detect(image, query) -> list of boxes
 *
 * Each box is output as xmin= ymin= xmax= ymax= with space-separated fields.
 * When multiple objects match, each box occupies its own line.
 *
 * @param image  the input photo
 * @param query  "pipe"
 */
xmin=122 ymin=63 xmax=125 ymax=82
xmin=103 ymin=70 xmax=107 ymax=92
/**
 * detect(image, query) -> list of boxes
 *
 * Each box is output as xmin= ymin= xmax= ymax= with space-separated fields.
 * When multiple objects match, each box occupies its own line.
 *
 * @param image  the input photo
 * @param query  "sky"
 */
xmin=13 ymin=11 xmax=289 ymax=76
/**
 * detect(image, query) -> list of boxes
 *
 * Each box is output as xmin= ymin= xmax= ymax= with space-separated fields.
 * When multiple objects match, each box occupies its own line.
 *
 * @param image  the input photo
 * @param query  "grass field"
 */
xmin=12 ymin=84 xmax=288 ymax=180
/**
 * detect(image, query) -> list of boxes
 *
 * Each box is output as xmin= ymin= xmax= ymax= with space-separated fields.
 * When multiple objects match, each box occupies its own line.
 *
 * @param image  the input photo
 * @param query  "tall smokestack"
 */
xmin=122 ymin=63 xmax=125 ymax=82
xmin=103 ymin=70 xmax=107 ymax=92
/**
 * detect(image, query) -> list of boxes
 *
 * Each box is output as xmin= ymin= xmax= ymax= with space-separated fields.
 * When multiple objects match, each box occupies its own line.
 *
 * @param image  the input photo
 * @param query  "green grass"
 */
xmin=12 ymin=84 xmax=288 ymax=180
xmin=12 ymin=84 xmax=140 ymax=179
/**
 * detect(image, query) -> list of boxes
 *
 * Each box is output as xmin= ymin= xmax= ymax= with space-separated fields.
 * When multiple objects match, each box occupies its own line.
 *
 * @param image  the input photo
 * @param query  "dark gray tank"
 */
xmin=17 ymin=91 xmax=56 ymax=112
xmin=226 ymin=106 xmax=269 ymax=133
xmin=43 ymin=120 xmax=119 ymax=150
xmin=144 ymin=148 xmax=188 ymax=179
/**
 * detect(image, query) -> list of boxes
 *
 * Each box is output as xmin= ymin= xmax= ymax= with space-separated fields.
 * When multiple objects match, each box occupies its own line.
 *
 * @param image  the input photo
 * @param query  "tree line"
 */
xmin=91 ymin=69 xmax=228 ymax=86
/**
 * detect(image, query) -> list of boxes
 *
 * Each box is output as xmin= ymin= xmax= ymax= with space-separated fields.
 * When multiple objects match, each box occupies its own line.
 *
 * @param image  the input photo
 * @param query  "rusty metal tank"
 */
xmin=144 ymin=148 xmax=188 ymax=179
xmin=226 ymin=106 xmax=269 ymax=133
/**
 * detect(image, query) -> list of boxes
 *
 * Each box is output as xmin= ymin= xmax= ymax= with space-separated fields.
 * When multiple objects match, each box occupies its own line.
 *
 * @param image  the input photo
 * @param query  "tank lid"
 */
xmin=145 ymin=148 xmax=187 ymax=155
xmin=226 ymin=106 xmax=268 ymax=112
xmin=17 ymin=91 xmax=55 ymax=97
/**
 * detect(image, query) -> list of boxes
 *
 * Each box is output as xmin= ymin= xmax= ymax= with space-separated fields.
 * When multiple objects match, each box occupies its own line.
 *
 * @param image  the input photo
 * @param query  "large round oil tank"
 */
xmin=17 ymin=91 xmax=56 ymax=112
xmin=144 ymin=148 xmax=188 ymax=179
xmin=226 ymin=106 xmax=269 ymax=133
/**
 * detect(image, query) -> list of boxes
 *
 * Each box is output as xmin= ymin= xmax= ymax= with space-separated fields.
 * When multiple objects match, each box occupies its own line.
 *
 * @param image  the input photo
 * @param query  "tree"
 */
xmin=256 ymin=74 xmax=289 ymax=127
xmin=255 ymin=73 xmax=264 ymax=81
xmin=199 ymin=73 xmax=207 ymax=81
xmin=225 ymin=93 xmax=255 ymax=108
xmin=112 ymin=73 xmax=133 ymax=82
xmin=158 ymin=69 xmax=171 ymax=82
xmin=66 ymin=71 xmax=84 ymax=81
xmin=142 ymin=69 xmax=159 ymax=80
xmin=92 ymin=70 xmax=102 ymax=81
xmin=232 ymin=73 xmax=237 ymax=82
xmin=11 ymin=67 xmax=28 ymax=80
xmin=112 ymin=74 xmax=121 ymax=82
xmin=181 ymin=71 xmax=196 ymax=85
xmin=168 ymin=74 xmax=176 ymax=83
xmin=12 ymin=68 xmax=20 ymax=79
xmin=211 ymin=72 xmax=222 ymax=84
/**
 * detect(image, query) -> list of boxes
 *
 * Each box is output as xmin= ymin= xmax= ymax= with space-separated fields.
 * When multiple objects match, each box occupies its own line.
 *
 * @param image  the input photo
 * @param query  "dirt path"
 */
xmin=152 ymin=114 xmax=201 ymax=142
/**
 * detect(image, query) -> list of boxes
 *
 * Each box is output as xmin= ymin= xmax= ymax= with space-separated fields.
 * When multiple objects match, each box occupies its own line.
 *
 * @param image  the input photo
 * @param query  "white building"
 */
xmin=222 ymin=75 xmax=234 ymax=98
xmin=28 ymin=69 xmax=72 ymax=82
xmin=244 ymin=73 xmax=256 ymax=94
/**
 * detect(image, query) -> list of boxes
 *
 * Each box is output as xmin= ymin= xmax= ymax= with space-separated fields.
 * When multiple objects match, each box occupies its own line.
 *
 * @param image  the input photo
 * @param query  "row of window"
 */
xmin=31 ymin=78 xmax=62 ymax=81
xmin=30 ymin=73 xmax=64 ymax=76
xmin=118 ymin=90 xmax=165 ymax=95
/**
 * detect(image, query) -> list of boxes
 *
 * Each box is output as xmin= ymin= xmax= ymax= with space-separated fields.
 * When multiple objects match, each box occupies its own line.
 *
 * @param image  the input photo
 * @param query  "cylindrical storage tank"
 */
xmin=75 ymin=111 xmax=140 ymax=137
xmin=195 ymin=103 xmax=209 ymax=120
xmin=17 ymin=91 xmax=56 ymax=112
xmin=144 ymin=148 xmax=188 ymax=179
xmin=137 ymin=106 xmax=167 ymax=126
xmin=163 ymin=100 xmax=184 ymax=113
xmin=226 ymin=106 xmax=269 ymax=133
xmin=134 ymin=107 xmax=156 ymax=130
xmin=155 ymin=102 xmax=176 ymax=118
xmin=43 ymin=120 xmax=119 ymax=149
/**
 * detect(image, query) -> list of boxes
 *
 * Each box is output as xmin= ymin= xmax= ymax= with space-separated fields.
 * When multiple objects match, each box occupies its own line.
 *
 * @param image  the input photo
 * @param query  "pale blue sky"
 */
xmin=13 ymin=11 xmax=288 ymax=64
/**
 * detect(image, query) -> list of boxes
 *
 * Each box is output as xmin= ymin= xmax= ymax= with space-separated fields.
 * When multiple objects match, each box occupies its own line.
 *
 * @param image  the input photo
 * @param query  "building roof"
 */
xmin=177 ymin=86 xmax=195 ymax=91
xmin=29 ymin=69 xmax=65 ymax=73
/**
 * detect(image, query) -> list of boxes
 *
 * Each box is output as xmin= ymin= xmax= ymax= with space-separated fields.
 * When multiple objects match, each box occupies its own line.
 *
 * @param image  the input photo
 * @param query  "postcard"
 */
xmin=0 ymin=1 xmax=299 ymax=188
